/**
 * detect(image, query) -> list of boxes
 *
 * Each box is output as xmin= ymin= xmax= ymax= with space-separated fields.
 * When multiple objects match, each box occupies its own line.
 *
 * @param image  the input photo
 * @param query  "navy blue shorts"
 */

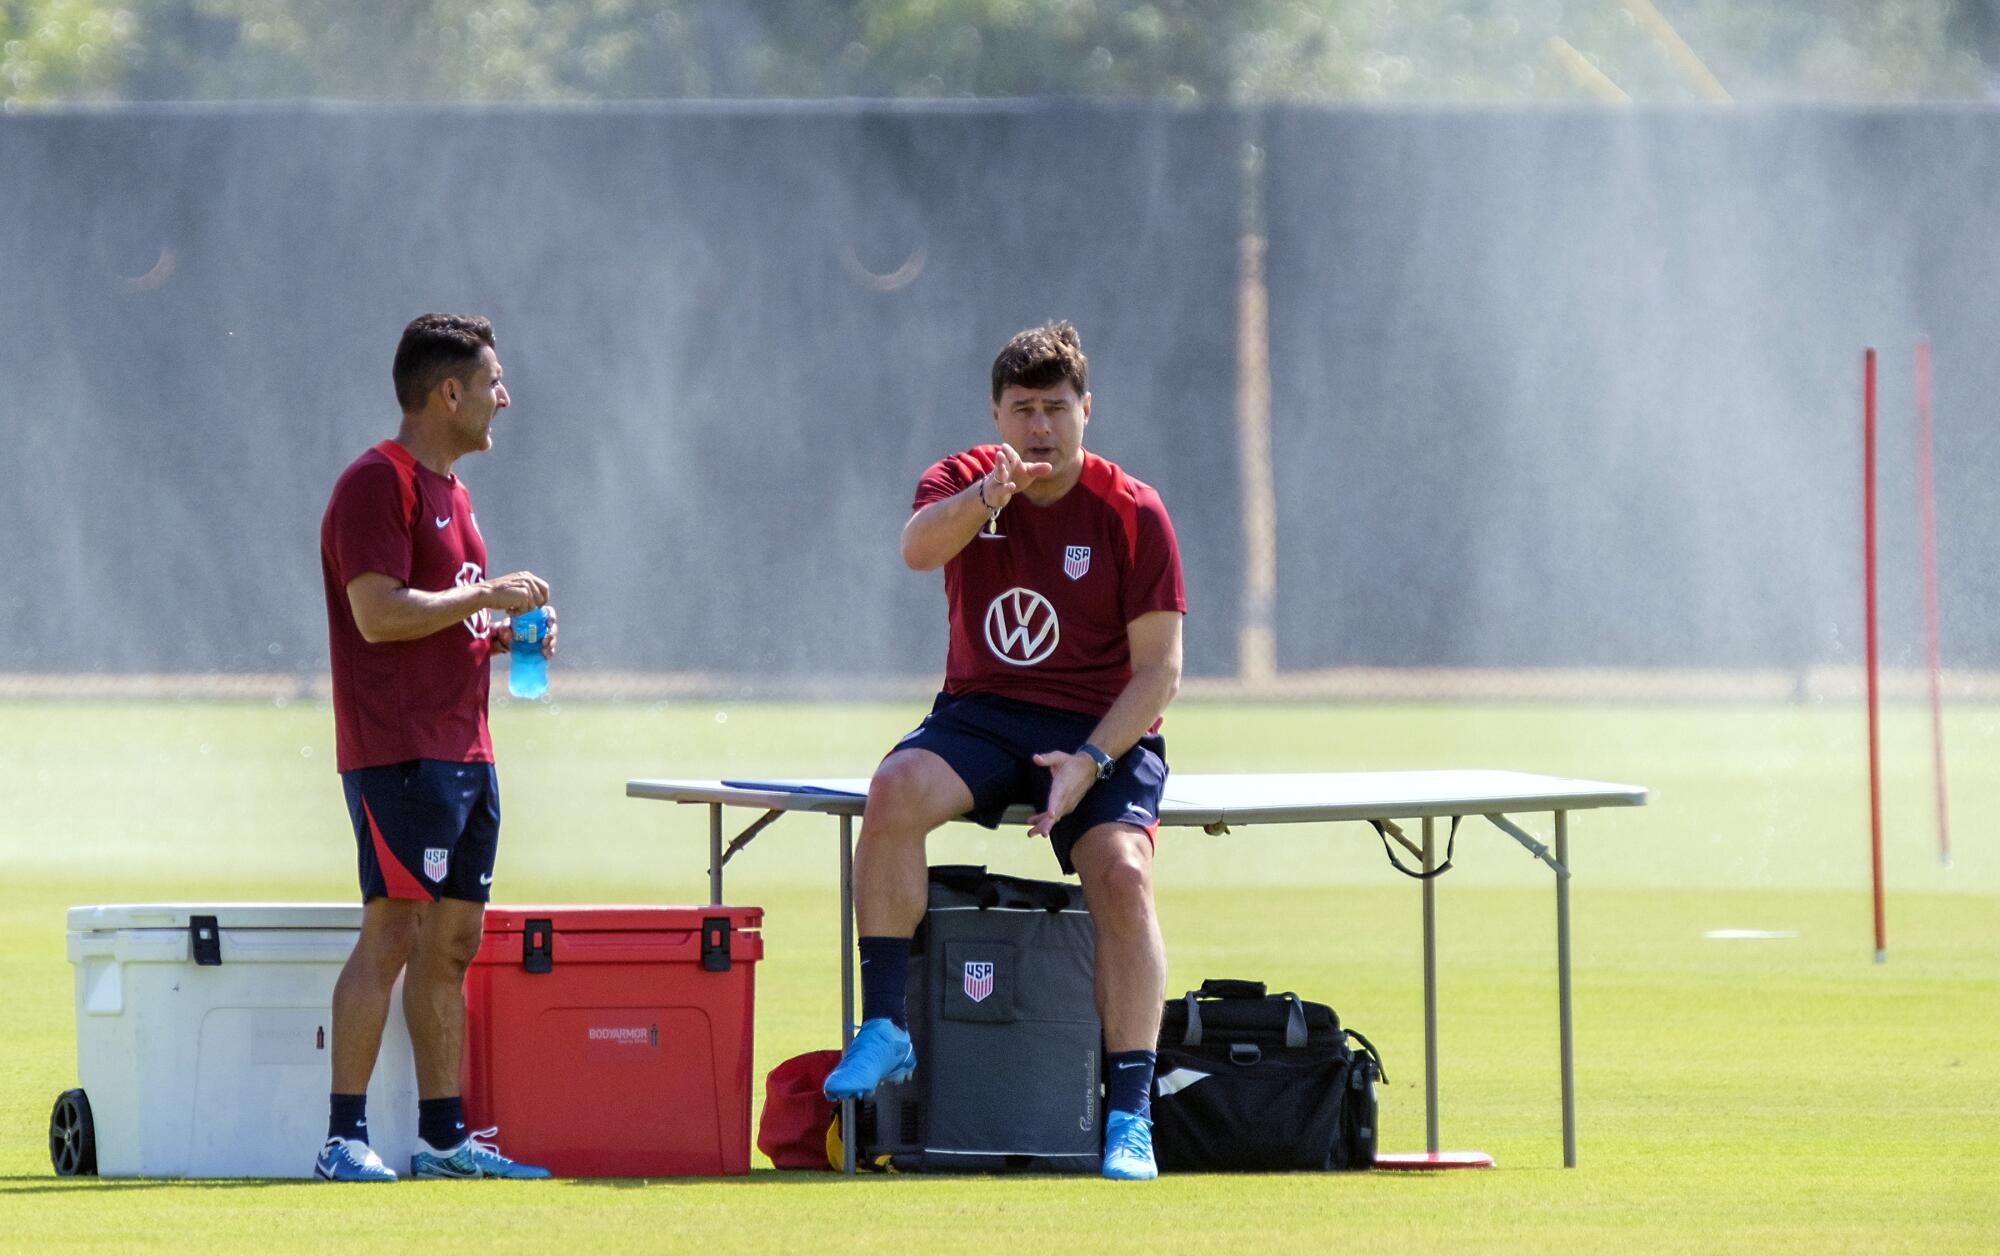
xmin=341 ymin=760 xmax=500 ymax=903
xmin=891 ymin=691 xmax=1168 ymax=874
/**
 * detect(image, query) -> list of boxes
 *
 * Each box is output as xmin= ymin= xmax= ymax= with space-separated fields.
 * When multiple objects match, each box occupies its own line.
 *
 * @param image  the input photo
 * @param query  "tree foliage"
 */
xmin=2 ymin=0 xmax=139 ymax=102
xmin=2 ymin=0 xmax=1993 ymax=106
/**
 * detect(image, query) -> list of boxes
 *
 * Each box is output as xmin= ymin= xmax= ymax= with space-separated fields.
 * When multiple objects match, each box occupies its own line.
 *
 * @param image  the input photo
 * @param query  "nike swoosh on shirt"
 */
xmin=435 ymin=516 xmax=452 ymax=529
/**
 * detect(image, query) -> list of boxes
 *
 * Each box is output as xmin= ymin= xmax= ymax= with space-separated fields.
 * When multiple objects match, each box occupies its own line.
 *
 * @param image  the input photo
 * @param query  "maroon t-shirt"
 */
xmin=915 ymin=446 xmax=1186 ymax=718
xmin=321 ymin=439 xmax=495 ymax=772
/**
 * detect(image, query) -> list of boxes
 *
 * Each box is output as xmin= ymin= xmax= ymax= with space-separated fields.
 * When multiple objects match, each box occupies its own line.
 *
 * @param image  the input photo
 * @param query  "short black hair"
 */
xmin=991 ymin=320 xmax=1088 ymax=403
xmin=392 ymin=313 xmax=496 ymax=411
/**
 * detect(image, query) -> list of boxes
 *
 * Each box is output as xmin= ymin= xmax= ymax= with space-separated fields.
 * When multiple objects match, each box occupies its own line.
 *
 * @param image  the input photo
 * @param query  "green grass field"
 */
xmin=3 ymin=699 xmax=1996 ymax=1253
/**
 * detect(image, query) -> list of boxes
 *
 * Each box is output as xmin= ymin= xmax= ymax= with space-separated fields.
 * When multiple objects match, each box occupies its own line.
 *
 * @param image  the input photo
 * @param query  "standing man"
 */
xmin=822 ymin=321 xmax=1186 ymax=1181
xmin=315 ymin=313 xmax=553 ymax=1182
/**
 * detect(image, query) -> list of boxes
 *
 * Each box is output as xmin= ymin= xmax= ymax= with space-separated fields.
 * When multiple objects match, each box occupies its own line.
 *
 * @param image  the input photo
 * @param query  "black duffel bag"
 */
xmin=1152 ymin=979 xmax=1384 ymax=1172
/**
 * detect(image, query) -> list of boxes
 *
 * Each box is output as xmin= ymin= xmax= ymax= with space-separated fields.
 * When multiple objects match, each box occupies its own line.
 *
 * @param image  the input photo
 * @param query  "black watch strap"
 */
xmin=1079 ymin=742 xmax=1116 ymax=781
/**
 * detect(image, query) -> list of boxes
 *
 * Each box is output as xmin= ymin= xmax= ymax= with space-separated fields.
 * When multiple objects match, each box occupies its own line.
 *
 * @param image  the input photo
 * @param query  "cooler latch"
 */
xmin=523 ymin=918 xmax=554 ymax=974
xmin=190 ymin=915 xmax=222 ymax=966
xmin=701 ymin=916 xmax=731 ymax=972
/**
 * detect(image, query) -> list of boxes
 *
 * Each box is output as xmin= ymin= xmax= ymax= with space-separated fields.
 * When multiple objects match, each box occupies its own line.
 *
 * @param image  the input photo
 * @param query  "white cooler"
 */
xmin=56 ymin=904 xmax=419 ymax=1178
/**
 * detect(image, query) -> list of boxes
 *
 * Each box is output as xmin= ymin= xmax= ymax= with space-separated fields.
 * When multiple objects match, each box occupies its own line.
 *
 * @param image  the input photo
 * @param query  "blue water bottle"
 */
xmin=508 ymin=607 xmax=549 ymax=699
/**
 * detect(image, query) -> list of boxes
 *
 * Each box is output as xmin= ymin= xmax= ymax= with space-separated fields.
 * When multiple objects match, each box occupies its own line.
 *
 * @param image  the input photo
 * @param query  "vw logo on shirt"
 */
xmin=984 ymin=588 xmax=1060 ymax=666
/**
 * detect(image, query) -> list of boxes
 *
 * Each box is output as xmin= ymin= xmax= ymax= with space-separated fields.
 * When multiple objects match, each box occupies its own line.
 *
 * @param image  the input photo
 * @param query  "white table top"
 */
xmin=627 ymin=769 xmax=1648 ymax=827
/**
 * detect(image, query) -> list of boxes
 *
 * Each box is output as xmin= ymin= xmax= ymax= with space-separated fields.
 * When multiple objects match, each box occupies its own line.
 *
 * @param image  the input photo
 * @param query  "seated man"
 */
xmin=822 ymin=321 xmax=1186 ymax=1181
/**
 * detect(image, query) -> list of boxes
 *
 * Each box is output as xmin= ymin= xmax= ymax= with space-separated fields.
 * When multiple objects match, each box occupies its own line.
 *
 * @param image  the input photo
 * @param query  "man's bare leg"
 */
xmin=320 ymin=897 xmax=424 ymax=1179
xmin=852 ymin=748 xmax=974 ymax=937
xmin=404 ymin=896 xmax=485 ymax=1101
xmin=331 ymin=897 xmax=426 ymax=1094
xmin=388 ymin=895 xmax=550 ymax=1180
xmin=825 ymin=749 xmax=974 ymax=1100
xmin=1072 ymin=822 xmax=1167 ymax=1180
xmin=1070 ymin=824 xmax=1167 ymax=1054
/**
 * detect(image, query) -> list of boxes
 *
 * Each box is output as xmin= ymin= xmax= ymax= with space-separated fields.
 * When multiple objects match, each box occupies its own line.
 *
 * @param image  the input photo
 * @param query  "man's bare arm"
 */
xmin=1080 ymin=611 xmax=1183 ymax=759
xmin=1028 ymin=610 xmax=1184 ymax=836
xmin=900 ymin=482 xmax=997 ymax=572
xmin=901 ymin=444 xmax=1053 ymax=571
xmin=345 ymin=570 xmax=547 ymax=644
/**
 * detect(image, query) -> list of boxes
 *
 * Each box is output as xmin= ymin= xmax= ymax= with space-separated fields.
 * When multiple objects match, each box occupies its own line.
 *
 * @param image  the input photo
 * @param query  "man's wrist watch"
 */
xmin=1078 ymin=742 xmax=1116 ymax=781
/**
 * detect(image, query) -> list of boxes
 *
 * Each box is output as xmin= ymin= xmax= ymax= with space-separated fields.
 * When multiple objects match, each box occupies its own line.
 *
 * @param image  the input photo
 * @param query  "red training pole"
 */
xmin=1914 ymin=339 xmax=1951 ymax=869
xmin=1863 ymin=348 xmax=1887 ymax=963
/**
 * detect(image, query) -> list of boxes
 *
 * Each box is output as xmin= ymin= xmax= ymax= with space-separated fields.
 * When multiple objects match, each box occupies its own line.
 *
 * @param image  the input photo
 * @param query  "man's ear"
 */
xmin=439 ymin=375 xmax=461 ymax=409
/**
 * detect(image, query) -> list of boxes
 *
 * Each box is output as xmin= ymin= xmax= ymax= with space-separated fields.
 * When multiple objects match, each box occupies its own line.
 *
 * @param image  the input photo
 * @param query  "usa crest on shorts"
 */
xmin=423 ymin=847 xmax=449 ymax=882
xmin=1063 ymin=545 xmax=1091 ymax=580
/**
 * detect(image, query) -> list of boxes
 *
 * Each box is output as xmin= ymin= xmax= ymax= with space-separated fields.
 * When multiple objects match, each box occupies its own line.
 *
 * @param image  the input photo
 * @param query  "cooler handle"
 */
xmin=190 ymin=915 xmax=222 ymax=966
xmin=522 ymin=918 xmax=554 ymax=973
xmin=702 ymin=917 xmax=732 ymax=972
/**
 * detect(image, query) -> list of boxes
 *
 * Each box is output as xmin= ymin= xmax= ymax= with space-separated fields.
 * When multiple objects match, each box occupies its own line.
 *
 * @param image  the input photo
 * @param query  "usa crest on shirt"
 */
xmin=1063 ymin=545 xmax=1091 ymax=580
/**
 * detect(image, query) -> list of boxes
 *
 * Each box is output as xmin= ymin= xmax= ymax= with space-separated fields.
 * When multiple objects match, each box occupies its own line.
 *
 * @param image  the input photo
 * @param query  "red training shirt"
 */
xmin=915 ymin=446 xmax=1186 ymax=719
xmin=321 ymin=439 xmax=495 ymax=772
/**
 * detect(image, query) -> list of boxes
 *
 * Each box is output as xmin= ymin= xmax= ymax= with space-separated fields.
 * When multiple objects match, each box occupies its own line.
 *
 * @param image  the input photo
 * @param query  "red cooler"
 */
xmin=463 ymin=905 xmax=763 ymax=1177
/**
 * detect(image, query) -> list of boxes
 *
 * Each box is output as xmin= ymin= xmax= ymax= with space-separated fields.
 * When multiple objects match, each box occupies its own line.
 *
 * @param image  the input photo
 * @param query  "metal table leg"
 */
xmin=840 ymin=814 xmax=856 ymax=1176
xmin=1556 ymin=810 xmax=1575 ymax=1167
xmin=1422 ymin=815 xmax=1439 ymax=1155
xmin=708 ymin=804 xmax=723 ymax=906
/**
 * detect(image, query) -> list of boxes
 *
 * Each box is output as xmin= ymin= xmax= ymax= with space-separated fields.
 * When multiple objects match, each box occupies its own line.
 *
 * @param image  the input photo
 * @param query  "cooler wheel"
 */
xmin=50 ymin=1088 xmax=97 ymax=1177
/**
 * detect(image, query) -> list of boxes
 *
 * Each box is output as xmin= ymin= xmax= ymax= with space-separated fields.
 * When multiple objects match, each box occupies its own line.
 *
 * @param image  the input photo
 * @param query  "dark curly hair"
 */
xmin=991 ymin=320 xmax=1088 ymax=403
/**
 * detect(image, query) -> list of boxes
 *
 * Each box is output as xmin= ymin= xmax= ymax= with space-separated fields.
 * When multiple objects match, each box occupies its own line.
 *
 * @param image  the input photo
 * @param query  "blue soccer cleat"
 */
xmin=409 ymin=1127 xmax=551 ymax=1180
xmin=314 ymin=1136 xmax=397 ymax=1182
xmin=822 ymin=1018 xmax=916 ymax=1101
xmin=1101 ymin=1109 xmax=1158 ymax=1181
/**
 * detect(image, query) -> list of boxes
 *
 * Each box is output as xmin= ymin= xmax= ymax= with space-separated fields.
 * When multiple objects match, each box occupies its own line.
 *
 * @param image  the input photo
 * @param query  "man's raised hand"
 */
xmin=984 ymin=442 xmax=1054 ymax=508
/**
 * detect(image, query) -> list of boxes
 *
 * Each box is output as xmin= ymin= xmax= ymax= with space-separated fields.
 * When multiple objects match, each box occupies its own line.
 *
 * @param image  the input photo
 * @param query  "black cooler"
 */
xmin=860 ymin=865 xmax=1101 ymax=1172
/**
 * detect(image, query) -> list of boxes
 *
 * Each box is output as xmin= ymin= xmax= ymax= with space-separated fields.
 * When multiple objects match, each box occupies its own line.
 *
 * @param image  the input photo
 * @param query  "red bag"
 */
xmin=756 ymin=1050 xmax=842 ymax=1170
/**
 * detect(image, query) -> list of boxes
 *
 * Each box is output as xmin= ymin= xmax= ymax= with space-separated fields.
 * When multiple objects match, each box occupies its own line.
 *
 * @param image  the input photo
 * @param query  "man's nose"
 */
xmin=497 ymin=386 xmax=510 ymax=408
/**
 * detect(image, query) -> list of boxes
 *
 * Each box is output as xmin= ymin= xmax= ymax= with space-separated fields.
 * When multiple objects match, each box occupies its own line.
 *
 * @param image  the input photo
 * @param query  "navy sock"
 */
xmin=858 ymin=935 xmax=911 ymax=1029
xmin=418 ymin=1096 xmax=466 ymax=1149
xmin=328 ymin=1093 xmax=368 ymax=1144
xmin=1106 ymin=1049 xmax=1156 ymax=1119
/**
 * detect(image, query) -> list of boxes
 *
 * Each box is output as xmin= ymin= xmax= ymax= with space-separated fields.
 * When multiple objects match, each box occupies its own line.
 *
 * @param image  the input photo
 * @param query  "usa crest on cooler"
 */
xmin=962 ymin=961 xmax=995 ymax=1003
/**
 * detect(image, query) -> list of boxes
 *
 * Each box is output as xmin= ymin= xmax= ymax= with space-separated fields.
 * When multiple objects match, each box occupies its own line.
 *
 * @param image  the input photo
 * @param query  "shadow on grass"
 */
xmin=0 ymin=1175 xmax=315 ymax=1194
xmin=0 ymin=1172 xmax=815 ymax=1194
xmin=0 ymin=1169 xmax=1103 ymax=1194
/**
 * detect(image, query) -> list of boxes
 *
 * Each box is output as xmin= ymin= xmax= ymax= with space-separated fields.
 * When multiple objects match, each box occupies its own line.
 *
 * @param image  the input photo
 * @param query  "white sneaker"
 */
xmin=314 ymin=1136 xmax=397 ymax=1182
